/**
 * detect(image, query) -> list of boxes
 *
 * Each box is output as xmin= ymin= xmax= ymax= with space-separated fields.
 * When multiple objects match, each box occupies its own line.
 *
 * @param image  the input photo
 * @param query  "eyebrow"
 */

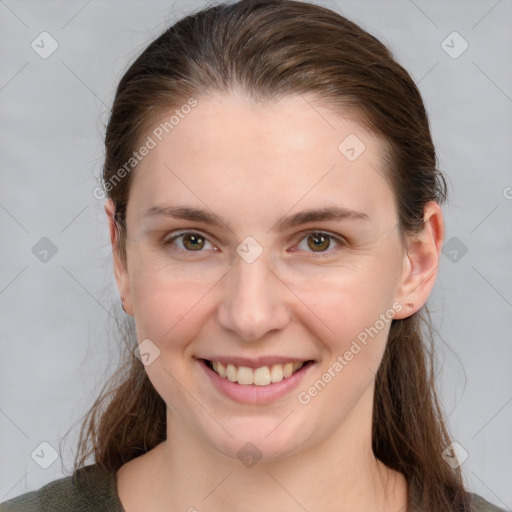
xmin=141 ymin=205 xmax=369 ymax=230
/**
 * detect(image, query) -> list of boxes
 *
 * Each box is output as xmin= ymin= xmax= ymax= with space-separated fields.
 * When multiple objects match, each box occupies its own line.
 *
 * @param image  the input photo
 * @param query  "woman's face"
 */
xmin=113 ymin=92 xmax=415 ymax=461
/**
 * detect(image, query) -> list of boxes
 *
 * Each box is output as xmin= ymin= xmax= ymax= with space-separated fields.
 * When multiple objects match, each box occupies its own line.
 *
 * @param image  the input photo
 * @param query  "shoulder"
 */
xmin=469 ymin=492 xmax=510 ymax=512
xmin=0 ymin=464 xmax=125 ymax=512
xmin=407 ymin=479 xmax=508 ymax=512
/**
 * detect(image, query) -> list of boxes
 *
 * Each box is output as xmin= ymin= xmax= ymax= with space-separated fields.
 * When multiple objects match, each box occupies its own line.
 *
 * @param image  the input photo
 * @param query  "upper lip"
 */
xmin=198 ymin=356 xmax=314 ymax=368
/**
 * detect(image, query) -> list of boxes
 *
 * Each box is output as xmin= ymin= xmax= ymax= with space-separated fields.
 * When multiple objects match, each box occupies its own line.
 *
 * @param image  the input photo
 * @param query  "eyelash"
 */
xmin=163 ymin=230 xmax=346 ymax=257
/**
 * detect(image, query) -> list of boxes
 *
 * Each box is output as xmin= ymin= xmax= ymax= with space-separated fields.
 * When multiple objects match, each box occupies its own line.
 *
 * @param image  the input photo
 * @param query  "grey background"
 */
xmin=1 ymin=0 xmax=511 ymax=507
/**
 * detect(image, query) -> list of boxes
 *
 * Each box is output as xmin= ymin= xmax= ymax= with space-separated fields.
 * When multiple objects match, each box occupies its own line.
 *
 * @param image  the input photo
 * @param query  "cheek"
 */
xmin=304 ymin=284 xmax=392 ymax=375
xmin=127 ymin=249 xmax=220 ymax=349
xmin=128 ymin=268 xmax=215 ymax=410
xmin=132 ymin=279 xmax=210 ymax=343
xmin=295 ymin=281 xmax=394 ymax=422
xmin=285 ymin=257 xmax=401 ymax=399
xmin=290 ymin=257 xmax=400 ymax=339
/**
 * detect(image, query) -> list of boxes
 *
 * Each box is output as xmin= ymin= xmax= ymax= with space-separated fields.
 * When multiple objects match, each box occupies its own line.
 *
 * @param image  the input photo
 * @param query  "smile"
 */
xmin=204 ymin=359 xmax=313 ymax=386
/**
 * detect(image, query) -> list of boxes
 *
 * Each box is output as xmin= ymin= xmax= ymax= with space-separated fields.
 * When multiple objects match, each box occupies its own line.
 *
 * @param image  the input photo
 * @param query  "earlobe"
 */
xmin=105 ymin=199 xmax=133 ymax=315
xmin=394 ymin=201 xmax=444 ymax=319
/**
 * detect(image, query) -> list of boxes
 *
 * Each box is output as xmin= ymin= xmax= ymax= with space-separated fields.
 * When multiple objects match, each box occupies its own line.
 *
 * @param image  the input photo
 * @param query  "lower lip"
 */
xmin=199 ymin=359 xmax=314 ymax=405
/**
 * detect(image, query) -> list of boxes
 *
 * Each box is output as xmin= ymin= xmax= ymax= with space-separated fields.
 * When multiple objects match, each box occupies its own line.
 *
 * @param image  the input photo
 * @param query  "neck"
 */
xmin=142 ymin=385 xmax=408 ymax=512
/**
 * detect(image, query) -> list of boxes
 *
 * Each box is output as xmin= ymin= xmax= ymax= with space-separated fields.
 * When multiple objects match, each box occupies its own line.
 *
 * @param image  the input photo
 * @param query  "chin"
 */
xmin=197 ymin=414 xmax=316 ymax=465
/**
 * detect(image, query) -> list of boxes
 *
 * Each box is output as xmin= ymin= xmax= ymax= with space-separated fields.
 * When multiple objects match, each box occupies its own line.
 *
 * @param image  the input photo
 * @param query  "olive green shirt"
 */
xmin=0 ymin=464 xmax=508 ymax=511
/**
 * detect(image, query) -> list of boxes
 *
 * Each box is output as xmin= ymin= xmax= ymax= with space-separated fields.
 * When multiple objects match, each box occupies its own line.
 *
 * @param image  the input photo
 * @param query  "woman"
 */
xmin=0 ymin=0 xmax=507 ymax=510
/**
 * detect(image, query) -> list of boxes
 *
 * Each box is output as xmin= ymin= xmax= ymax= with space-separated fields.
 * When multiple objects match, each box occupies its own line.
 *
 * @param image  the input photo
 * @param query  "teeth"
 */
xmin=217 ymin=361 xmax=226 ymax=378
xmin=209 ymin=360 xmax=306 ymax=386
xmin=226 ymin=363 xmax=237 ymax=382
xmin=253 ymin=366 xmax=271 ymax=386
xmin=270 ymin=364 xmax=283 ymax=382
xmin=283 ymin=362 xmax=293 ymax=378
xmin=237 ymin=366 xmax=254 ymax=385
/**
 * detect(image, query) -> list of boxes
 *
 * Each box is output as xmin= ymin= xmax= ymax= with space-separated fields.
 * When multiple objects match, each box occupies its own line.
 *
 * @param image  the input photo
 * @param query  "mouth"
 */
xmin=202 ymin=359 xmax=315 ymax=387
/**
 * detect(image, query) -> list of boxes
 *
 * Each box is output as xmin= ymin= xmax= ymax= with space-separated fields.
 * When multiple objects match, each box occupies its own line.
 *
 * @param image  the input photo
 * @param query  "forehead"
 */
xmin=128 ymin=92 xmax=395 ymax=227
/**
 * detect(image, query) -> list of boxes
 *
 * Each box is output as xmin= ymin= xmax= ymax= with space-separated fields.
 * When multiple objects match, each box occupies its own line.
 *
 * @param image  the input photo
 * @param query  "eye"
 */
xmin=163 ymin=231 xmax=216 ymax=253
xmin=163 ymin=230 xmax=344 ymax=256
xmin=294 ymin=231 xmax=345 ymax=255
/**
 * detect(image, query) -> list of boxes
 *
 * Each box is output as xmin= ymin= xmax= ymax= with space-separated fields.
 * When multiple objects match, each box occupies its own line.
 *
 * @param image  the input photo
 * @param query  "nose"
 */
xmin=216 ymin=249 xmax=290 ymax=342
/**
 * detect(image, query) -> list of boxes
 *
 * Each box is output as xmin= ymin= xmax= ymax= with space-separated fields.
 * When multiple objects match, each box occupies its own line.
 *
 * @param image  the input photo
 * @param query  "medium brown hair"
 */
xmin=74 ymin=1 xmax=471 ymax=509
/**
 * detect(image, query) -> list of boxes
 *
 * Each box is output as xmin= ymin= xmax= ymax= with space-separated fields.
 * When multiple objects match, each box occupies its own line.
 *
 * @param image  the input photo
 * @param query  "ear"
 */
xmin=393 ymin=201 xmax=444 ymax=319
xmin=105 ymin=199 xmax=133 ymax=315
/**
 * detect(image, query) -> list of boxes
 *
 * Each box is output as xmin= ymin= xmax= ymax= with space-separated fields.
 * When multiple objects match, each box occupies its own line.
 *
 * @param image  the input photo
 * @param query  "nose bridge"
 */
xmin=217 ymin=245 xmax=289 ymax=341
